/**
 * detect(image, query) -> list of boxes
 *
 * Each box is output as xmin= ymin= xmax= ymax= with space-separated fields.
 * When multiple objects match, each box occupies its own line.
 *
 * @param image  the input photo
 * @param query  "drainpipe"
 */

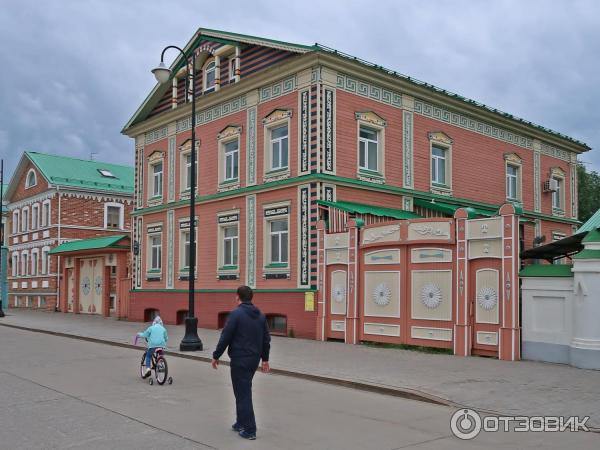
xmin=55 ymin=186 xmax=61 ymax=312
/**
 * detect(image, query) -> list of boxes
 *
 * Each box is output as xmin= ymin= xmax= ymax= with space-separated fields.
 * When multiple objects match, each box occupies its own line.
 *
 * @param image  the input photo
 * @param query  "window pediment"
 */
xmin=355 ymin=111 xmax=387 ymax=127
xmin=217 ymin=125 xmax=242 ymax=140
xmin=148 ymin=151 xmax=164 ymax=163
xmin=428 ymin=131 xmax=453 ymax=145
xmin=504 ymin=152 xmax=522 ymax=165
xmin=550 ymin=166 xmax=566 ymax=178
xmin=262 ymin=109 xmax=292 ymax=125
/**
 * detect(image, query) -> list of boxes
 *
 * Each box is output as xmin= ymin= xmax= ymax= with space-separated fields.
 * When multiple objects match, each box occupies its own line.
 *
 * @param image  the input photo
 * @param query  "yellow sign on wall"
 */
xmin=304 ymin=291 xmax=315 ymax=312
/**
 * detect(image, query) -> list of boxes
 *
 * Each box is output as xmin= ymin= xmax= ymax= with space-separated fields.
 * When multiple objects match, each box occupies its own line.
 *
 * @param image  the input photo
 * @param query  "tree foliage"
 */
xmin=577 ymin=164 xmax=600 ymax=224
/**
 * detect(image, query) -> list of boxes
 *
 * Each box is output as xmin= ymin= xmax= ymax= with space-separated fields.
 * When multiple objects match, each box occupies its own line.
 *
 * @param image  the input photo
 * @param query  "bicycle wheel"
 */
xmin=140 ymin=352 xmax=149 ymax=378
xmin=155 ymin=356 xmax=168 ymax=385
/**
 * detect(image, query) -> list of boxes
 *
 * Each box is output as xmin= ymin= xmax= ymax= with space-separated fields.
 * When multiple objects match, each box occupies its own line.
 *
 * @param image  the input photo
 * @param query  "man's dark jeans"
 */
xmin=230 ymin=356 xmax=260 ymax=434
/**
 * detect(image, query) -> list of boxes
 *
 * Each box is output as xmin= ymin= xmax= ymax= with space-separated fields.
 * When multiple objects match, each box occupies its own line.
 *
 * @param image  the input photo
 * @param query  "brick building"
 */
xmin=4 ymin=152 xmax=133 ymax=312
xmin=122 ymin=28 xmax=589 ymax=350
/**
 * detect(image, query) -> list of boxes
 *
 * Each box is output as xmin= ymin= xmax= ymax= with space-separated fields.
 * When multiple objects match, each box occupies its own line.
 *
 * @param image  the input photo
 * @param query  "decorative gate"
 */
xmin=317 ymin=203 xmax=521 ymax=360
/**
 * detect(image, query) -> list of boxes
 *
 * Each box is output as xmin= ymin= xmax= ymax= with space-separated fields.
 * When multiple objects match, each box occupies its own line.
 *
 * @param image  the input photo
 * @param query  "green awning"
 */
xmin=49 ymin=235 xmax=130 ymax=255
xmin=317 ymin=200 xmax=421 ymax=220
xmin=413 ymin=198 xmax=496 ymax=219
xmin=520 ymin=264 xmax=573 ymax=277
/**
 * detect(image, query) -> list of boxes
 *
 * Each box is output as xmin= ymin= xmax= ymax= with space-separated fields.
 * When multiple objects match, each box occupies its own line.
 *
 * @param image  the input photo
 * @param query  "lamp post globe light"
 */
xmin=152 ymin=45 xmax=202 ymax=351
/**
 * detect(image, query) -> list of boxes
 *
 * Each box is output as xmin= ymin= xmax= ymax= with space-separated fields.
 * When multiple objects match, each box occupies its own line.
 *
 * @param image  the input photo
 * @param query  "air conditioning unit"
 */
xmin=543 ymin=178 xmax=559 ymax=192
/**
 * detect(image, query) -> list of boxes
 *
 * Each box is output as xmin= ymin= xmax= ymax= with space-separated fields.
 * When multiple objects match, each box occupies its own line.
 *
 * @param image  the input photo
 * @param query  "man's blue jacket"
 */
xmin=213 ymin=302 xmax=271 ymax=362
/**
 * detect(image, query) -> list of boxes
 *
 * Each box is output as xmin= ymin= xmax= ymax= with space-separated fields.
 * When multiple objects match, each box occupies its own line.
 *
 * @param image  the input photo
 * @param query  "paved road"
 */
xmin=0 ymin=326 xmax=596 ymax=449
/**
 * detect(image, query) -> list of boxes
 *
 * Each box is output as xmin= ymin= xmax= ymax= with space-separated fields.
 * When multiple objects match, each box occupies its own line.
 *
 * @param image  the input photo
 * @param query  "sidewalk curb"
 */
xmin=0 ymin=322 xmax=452 ymax=407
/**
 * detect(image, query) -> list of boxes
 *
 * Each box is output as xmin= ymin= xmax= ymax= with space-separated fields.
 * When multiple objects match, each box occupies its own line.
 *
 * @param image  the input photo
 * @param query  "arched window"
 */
xmin=26 ymin=169 xmax=37 ymax=188
xmin=203 ymin=60 xmax=216 ymax=91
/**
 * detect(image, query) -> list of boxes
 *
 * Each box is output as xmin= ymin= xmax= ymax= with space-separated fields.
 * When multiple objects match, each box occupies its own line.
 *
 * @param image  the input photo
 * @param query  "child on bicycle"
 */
xmin=137 ymin=316 xmax=168 ymax=377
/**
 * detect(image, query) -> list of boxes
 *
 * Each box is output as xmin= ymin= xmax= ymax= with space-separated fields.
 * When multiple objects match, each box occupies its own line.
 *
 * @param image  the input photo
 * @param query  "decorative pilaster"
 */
xmin=499 ymin=203 xmax=520 ymax=361
xmin=167 ymin=210 xmax=174 ymax=289
xmin=454 ymin=208 xmax=470 ymax=356
xmin=316 ymin=220 xmax=326 ymax=341
xmin=323 ymin=88 xmax=335 ymax=174
xmin=246 ymin=195 xmax=256 ymax=288
xmin=234 ymin=46 xmax=241 ymax=82
xmin=102 ymin=264 xmax=111 ymax=318
xmin=214 ymin=55 xmax=221 ymax=91
xmin=299 ymin=89 xmax=310 ymax=175
xmin=167 ymin=134 xmax=176 ymax=203
xmin=571 ymin=159 xmax=578 ymax=219
xmin=171 ymin=77 xmax=178 ymax=109
xmin=533 ymin=140 xmax=541 ymax=212
xmin=402 ymin=97 xmax=414 ymax=189
xmin=298 ymin=185 xmax=310 ymax=288
xmin=346 ymin=219 xmax=359 ymax=344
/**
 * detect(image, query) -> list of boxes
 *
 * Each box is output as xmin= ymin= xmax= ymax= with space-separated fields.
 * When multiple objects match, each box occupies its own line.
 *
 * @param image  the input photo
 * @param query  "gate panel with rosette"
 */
xmin=79 ymin=258 xmax=103 ymax=314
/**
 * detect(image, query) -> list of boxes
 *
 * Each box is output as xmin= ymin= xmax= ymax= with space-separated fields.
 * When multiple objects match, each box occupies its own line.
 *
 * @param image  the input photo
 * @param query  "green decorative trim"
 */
xmin=220 ymin=265 xmax=238 ymax=270
xmin=573 ymin=249 xmax=600 ymax=260
xmin=131 ymin=172 xmax=581 ymax=225
xmin=520 ymin=264 xmax=573 ymax=277
xmin=265 ymin=167 xmax=289 ymax=175
xmin=147 ymin=269 xmax=161 ymax=274
xmin=266 ymin=263 xmax=288 ymax=268
xmin=220 ymin=178 xmax=239 ymax=186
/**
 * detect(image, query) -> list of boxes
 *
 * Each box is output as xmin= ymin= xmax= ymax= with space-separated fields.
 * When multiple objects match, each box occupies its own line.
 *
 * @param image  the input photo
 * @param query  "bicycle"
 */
xmin=135 ymin=336 xmax=173 ymax=386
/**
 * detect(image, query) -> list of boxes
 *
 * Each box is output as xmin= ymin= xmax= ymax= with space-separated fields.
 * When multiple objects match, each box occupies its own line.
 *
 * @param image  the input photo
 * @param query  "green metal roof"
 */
xmin=577 ymin=208 xmax=600 ymax=233
xmin=27 ymin=152 xmax=134 ymax=194
xmin=317 ymin=199 xmax=421 ymax=220
xmin=520 ymin=264 xmax=573 ymax=277
xmin=582 ymin=228 xmax=600 ymax=243
xmin=122 ymin=29 xmax=589 ymax=151
xmin=573 ymin=249 xmax=600 ymax=260
xmin=413 ymin=198 xmax=497 ymax=219
xmin=49 ymin=235 xmax=130 ymax=255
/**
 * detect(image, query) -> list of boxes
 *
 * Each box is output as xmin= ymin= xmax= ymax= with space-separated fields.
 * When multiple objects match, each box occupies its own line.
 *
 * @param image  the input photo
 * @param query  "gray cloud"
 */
xmin=0 ymin=0 xmax=598 ymax=183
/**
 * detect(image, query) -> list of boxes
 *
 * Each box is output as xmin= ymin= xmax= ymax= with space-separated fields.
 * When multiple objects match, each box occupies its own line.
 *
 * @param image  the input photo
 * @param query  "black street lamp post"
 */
xmin=0 ymin=159 xmax=5 ymax=318
xmin=152 ymin=46 xmax=202 ymax=351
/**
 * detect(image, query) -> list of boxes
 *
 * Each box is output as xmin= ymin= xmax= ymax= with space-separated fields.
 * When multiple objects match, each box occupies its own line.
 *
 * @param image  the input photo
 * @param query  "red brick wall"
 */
xmin=129 ymin=290 xmax=316 ymax=339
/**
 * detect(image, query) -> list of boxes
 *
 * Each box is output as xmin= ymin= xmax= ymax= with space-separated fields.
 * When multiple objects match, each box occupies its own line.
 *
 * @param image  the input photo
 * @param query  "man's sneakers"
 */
xmin=231 ymin=423 xmax=243 ymax=432
xmin=143 ymin=367 xmax=151 ymax=378
xmin=238 ymin=430 xmax=256 ymax=440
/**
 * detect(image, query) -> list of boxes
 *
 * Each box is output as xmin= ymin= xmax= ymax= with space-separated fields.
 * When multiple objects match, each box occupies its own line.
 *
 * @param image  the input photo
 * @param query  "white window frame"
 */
xmin=263 ymin=203 xmax=291 ymax=270
xmin=41 ymin=246 xmax=50 ymax=275
xmin=180 ymin=229 xmax=191 ymax=271
xmin=151 ymin=161 xmax=163 ymax=198
xmin=269 ymin=124 xmax=289 ymax=172
xmin=21 ymin=251 xmax=29 ymax=276
xmin=12 ymin=210 xmax=19 ymax=234
xmin=30 ymin=249 xmax=39 ymax=276
xmin=12 ymin=253 xmax=19 ymax=277
xmin=269 ymin=218 xmax=289 ymax=265
xmin=228 ymin=56 xmax=236 ymax=81
xmin=358 ymin=125 xmax=380 ymax=173
xmin=552 ymin=176 xmax=564 ymax=211
xmin=25 ymin=169 xmax=37 ymax=188
xmin=222 ymin=138 xmax=239 ymax=183
xmin=21 ymin=207 xmax=29 ymax=232
xmin=506 ymin=164 xmax=520 ymax=201
xmin=148 ymin=232 xmax=162 ymax=272
xmin=31 ymin=203 xmax=39 ymax=230
xmin=263 ymin=112 xmax=292 ymax=181
xmin=221 ymin=224 xmax=239 ymax=268
xmin=431 ymin=145 xmax=448 ymax=186
xmin=104 ymin=202 xmax=124 ymax=229
xmin=42 ymin=200 xmax=51 ymax=227
xmin=203 ymin=59 xmax=216 ymax=92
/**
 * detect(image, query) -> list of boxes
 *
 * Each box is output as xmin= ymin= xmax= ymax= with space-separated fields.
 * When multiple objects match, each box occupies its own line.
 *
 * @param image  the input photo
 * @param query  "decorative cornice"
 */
xmin=9 ymin=238 xmax=57 ymax=252
xmin=355 ymin=111 xmax=387 ymax=127
xmin=8 ymin=190 xmax=56 ymax=210
xmin=428 ymin=131 xmax=453 ymax=145
xmin=504 ymin=152 xmax=522 ymax=164
xmin=262 ymin=109 xmax=292 ymax=125
xmin=145 ymin=126 xmax=168 ymax=145
xmin=259 ymin=76 xmax=297 ymax=103
xmin=336 ymin=73 xmax=402 ymax=108
xmin=217 ymin=125 xmax=243 ymax=140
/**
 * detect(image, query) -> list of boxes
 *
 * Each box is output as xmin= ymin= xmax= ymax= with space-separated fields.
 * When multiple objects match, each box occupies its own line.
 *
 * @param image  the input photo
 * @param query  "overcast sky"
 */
xmin=1 ymin=0 xmax=599 ymax=183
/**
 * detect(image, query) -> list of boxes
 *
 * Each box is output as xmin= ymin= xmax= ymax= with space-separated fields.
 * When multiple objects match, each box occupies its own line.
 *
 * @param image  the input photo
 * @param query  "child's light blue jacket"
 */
xmin=137 ymin=316 xmax=168 ymax=348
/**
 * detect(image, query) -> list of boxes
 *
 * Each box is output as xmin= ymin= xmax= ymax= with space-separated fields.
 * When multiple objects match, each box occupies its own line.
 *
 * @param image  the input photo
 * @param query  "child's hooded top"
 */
xmin=137 ymin=316 xmax=168 ymax=348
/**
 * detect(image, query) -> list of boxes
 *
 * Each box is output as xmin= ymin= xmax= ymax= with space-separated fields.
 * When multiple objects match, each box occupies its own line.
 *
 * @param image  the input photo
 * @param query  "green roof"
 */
xmin=520 ymin=264 xmax=573 ymax=277
xmin=317 ymin=199 xmax=421 ymax=220
xmin=413 ymin=198 xmax=496 ymax=219
xmin=27 ymin=152 xmax=133 ymax=194
xmin=582 ymin=228 xmax=600 ymax=243
xmin=123 ymin=28 xmax=589 ymax=151
xmin=572 ymin=249 xmax=600 ymax=260
xmin=577 ymin=209 xmax=600 ymax=233
xmin=49 ymin=235 xmax=130 ymax=255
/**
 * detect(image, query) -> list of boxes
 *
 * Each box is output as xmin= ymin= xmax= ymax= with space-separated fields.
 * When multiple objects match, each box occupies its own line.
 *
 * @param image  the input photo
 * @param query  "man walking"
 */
xmin=212 ymin=285 xmax=271 ymax=440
